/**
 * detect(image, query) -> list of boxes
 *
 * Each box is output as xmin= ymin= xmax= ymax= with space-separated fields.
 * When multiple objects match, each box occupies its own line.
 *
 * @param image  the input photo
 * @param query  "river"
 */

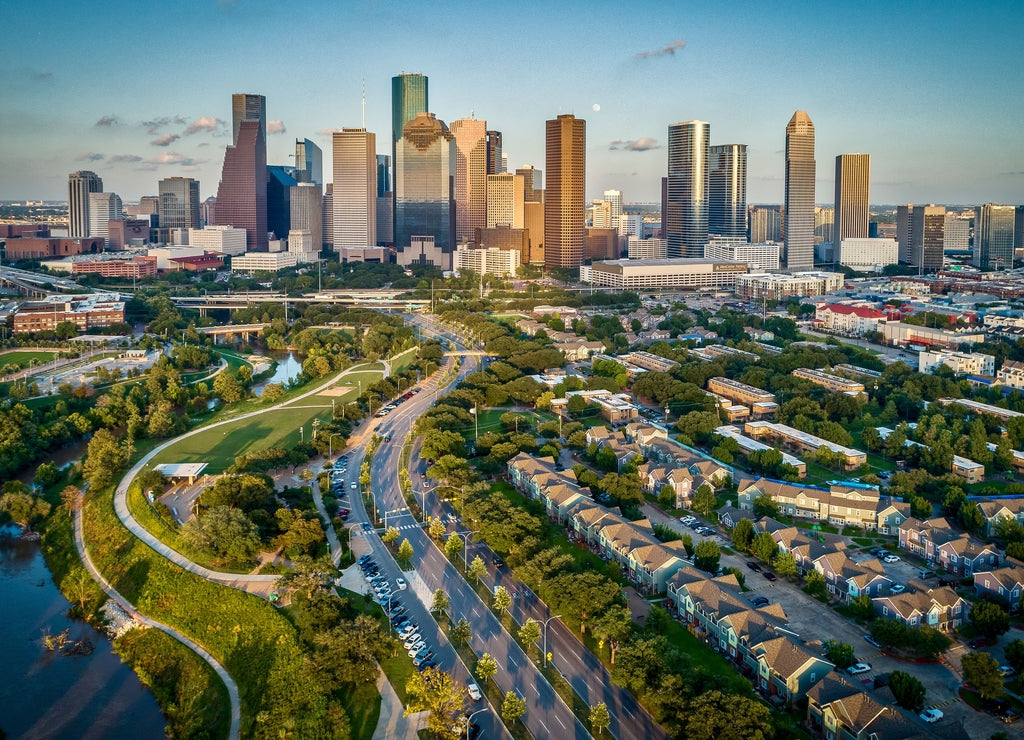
xmin=0 ymin=524 xmax=167 ymax=740
xmin=250 ymin=350 xmax=303 ymax=396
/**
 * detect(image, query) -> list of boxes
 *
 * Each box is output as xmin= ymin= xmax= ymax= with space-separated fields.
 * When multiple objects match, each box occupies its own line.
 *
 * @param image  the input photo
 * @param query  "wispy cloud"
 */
xmin=95 ymin=115 xmax=122 ymax=127
xmin=999 ymin=171 xmax=1024 ymax=177
xmin=143 ymin=115 xmax=187 ymax=134
xmin=635 ymin=40 xmax=686 ymax=59
xmin=76 ymin=152 xmax=104 ymax=162
xmin=609 ymin=137 xmax=660 ymax=152
xmin=35 ymin=71 xmax=52 ymax=79
xmin=150 ymin=152 xmax=199 ymax=166
xmin=151 ymin=133 xmax=180 ymax=147
xmin=185 ymin=116 xmax=221 ymax=135
xmin=316 ymin=127 xmax=340 ymax=137
xmin=267 ymin=119 xmax=286 ymax=135
xmin=110 ymin=154 xmax=143 ymax=163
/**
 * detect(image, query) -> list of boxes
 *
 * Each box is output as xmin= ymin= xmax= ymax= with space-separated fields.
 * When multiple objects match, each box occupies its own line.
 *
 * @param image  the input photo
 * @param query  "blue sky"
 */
xmin=2 ymin=0 xmax=1022 ymax=206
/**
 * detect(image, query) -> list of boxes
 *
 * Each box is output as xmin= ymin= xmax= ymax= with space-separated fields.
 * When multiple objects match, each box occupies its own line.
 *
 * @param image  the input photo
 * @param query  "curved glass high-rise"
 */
xmin=666 ymin=120 xmax=710 ymax=257
xmin=784 ymin=111 xmax=815 ymax=269
xmin=395 ymin=113 xmax=455 ymax=252
xmin=709 ymin=144 xmax=747 ymax=238
xmin=392 ymin=74 xmax=428 ymax=145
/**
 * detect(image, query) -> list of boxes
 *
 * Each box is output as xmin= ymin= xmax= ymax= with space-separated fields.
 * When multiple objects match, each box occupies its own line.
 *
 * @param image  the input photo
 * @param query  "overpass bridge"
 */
xmin=172 ymin=290 xmax=429 ymax=314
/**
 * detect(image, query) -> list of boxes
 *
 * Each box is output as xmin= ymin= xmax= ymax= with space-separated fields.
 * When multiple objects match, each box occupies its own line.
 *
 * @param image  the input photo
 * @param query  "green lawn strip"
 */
xmin=82 ymin=484 xmax=353 ymax=738
xmin=657 ymin=619 xmax=754 ymax=696
xmin=338 ymin=679 xmax=381 ymax=740
xmin=0 ymin=349 xmax=57 ymax=367
xmin=116 ymin=627 xmax=232 ymax=740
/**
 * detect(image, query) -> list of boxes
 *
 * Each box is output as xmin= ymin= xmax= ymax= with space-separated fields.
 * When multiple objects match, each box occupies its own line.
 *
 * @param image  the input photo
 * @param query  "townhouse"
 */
xmin=871 ymin=586 xmax=965 ymax=631
xmin=806 ymin=674 xmax=922 ymax=739
xmin=738 ymin=478 xmax=907 ymax=532
xmin=898 ymin=517 xmax=999 ymax=576
xmin=974 ymin=562 xmax=1024 ymax=608
xmin=977 ymin=497 xmax=1024 ymax=537
xmin=812 ymin=551 xmax=892 ymax=603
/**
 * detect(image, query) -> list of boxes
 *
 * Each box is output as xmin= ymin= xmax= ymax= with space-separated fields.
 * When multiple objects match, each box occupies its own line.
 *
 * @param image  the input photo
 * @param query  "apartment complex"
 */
xmin=581 ymin=258 xmax=748 ymax=291
xmin=814 ymin=303 xmax=885 ymax=336
xmin=13 ymin=295 xmax=125 ymax=333
xmin=735 ymin=271 xmax=843 ymax=301
xmin=791 ymin=368 xmax=865 ymax=395
xmin=707 ymin=376 xmax=776 ymax=406
xmin=918 ymin=350 xmax=995 ymax=377
xmin=744 ymin=421 xmax=867 ymax=470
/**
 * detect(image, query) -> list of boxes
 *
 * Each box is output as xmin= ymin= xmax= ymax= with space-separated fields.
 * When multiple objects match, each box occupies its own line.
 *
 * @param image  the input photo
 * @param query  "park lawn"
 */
xmin=281 ymin=368 xmax=384 ymax=410
xmin=151 ymin=403 xmax=336 ymax=473
xmin=659 ymin=618 xmax=754 ymax=696
xmin=0 ymin=349 xmax=57 ymax=367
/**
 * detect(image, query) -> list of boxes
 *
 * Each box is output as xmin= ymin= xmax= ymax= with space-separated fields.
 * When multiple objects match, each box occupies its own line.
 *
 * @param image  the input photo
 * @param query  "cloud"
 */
xmin=316 ymin=127 xmax=340 ymax=137
xmin=110 ymin=154 xmax=143 ymax=163
xmin=95 ymin=115 xmax=122 ymax=127
xmin=185 ymin=116 xmax=221 ymax=135
xmin=75 ymin=152 xmax=104 ymax=162
xmin=143 ymin=115 xmax=188 ymax=134
xmin=635 ymin=39 xmax=686 ymax=59
xmin=35 ymin=71 xmax=52 ymax=79
xmin=609 ymin=137 xmax=660 ymax=152
xmin=149 ymin=152 xmax=199 ymax=167
xmin=152 ymin=133 xmax=180 ymax=147
xmin=267 ymin=119 xmax=286 ymax=135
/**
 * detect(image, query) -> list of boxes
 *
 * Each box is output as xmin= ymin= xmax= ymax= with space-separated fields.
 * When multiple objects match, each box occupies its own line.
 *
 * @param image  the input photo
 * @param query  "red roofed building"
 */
xmin=167 ymin=254 xmax=224 ymax=272
xmin=815 ymin=303 xmax=885 ymax=336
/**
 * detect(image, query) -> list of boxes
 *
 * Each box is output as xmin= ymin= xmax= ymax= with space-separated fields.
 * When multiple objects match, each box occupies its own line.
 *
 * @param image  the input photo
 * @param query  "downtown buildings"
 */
xmin=544 ymin=114 xmax=586 ymax=270
xmin=784 ymin=111 xmax=816 ymax=270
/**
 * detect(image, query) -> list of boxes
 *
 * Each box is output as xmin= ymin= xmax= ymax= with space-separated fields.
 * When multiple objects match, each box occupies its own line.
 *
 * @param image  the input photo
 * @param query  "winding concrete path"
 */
xmin=73 ymin=499 xmax=241 ymax=740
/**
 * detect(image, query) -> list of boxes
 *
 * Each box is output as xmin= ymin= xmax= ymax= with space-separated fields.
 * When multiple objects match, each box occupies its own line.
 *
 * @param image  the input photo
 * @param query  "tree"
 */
xmin=278 ymin=554 xmax=336 ymax=599
xmin=62 ymin=566 xmax=97 ymax=614
xmin=677 ymin=690 xmax=773 ymax=740
xmin=823 ymin=640 xmax=855 ymax=669
xmin=397 ymin=538 xmax=414 ymax=564
xmin=493 ymin=585 xmax=512 ymax=613
xmin=452 ymin=618 xmax=472 ymax=647
xmin=693 ymin=539 xmax=721 ymax=574
xmin=1006 ymin=640 xmax=1024 ymax=675
xmin=589 ymin=702 xmax=611 ymax=737
xmin=519 ymin=619 xmax=541 ymax=654
xmin=310 ymin=614 xmax=392 ymax=689
xmin=961 ymin=651 xmax=1004 ymax=700
xmin=468 ymin=554 xmax=487 ymax=584
xmin=181 ymin=507 xmax=261 ymax=564
xmin=445 ymin=534 xmax=464 ymax=561
xmin=431 ymin=589 xmax=449 ymax=616
xmin=591 ymin=604 xmax=633 ymax=664
xmin=774 ymin=552 xmax=798 ymax=578
xmin=692 ymin=484 xmax=717 ymax=518
xmin=849 ymin=594 xmax=875 ymax=620
xmin=889 ymin=670 xmax=927 ymax=712
xmin=476 ymin=652 xmax=498 ymax=684
xmin=381 ymin=526 xmax=400 ymax=544
xmin=730 ymin=518 xmax=754 ymax=551
xmin=752 ymin=494 xmax=780 ymax=520
xmin=0 ymin=492 xmax=51 ymax=531
xmin=804 ymin=570 xmax=826 ymax=597
xmin=681 ymin=532 xmax=694 ymax=557
xmin=658 ymin=484 xmax=675 ymax=509
xmin=971 ymin=600 xmax=1010 ymax=641
xmin=213 ymin=369 xmax=245 ymax=403
xmin=751 ymin=531 xmax=777 ymax=565
xmin=501 ymin=690 xmax=527 ymax=726
xmin=60 ymin=485 xmax=82 ymax=514
xmin=428 ymin=517 xmax=447 ymax=540
xmin=83 ymin=428 xmax=132 ymax=490
xmin=404 ymin=667 xmax=467 ymax=738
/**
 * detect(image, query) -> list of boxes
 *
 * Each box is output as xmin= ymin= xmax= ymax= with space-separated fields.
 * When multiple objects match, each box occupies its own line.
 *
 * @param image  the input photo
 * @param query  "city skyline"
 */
xmin=2 ymin=0 xmax=1023 ymax=205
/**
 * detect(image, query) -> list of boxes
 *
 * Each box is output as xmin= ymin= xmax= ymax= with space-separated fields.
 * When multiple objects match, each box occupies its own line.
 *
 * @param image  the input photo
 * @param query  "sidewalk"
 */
xmin=371 ymin=669 xmax=427 ymax=740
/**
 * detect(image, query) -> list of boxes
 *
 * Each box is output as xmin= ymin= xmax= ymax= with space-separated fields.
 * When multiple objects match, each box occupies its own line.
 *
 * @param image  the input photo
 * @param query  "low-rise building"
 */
xmin=735 ymin=271 xmax=844 ymax=301
xmin=938 ymin=397 xmax=1024 ymax=422
xmin=882 ymin=321 xmax=985 ymax=349
xmin=919 ymin=350 xmax=995 ymax=377
xmin=996 ymin=359 xmax=1024 ymax=390
xmin=738 ymin=478 xmax=904 ymax=532
xmin=707 ymin=376 xmax=776 ymax=407
xmin=806 ymin=675 xmax=920 ymax=739
xmin=187 ymin=225 xmax=246 ymax=256
xmin=13 ymin=295 xmax=125 ymax=333
xmin=453 ymin=245 xmax=520 ymax=277
xmin=791 ymin=367 xmax=866 ymax=396
xmin=814 ymin=303 xmax=886 ymax=336
xmin=715 ymin=426 xmax=806 ymax=476
xmin=977 ymin=497 xmax=1024 ymax=537
xmin=974 ymin=562 xmax=1024 ymax=606
xmin=871 ymin=586 xmax=965 ymax=631
xmin=744 ymin=421 xmax=867 ymax=471
xmin=550 ymin=389 xmax=639 ymax=424
xmin=622 ymin=351 xmax=679 ymax=373
xmin=231 ymin=251 xmax=298 ymax=273
xmin=582 ymin=258 xmax=748 ymax=291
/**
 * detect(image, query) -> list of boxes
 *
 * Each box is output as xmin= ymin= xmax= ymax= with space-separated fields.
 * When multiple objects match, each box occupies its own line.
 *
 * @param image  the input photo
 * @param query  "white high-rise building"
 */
xmin=704 ymin=239 xmax=781 ymax=271
xmin=627 ymin=237 xmax=667 ymax=260
xmin=332 ymin=128 xmax=377 ymax=248
xmin=944 ymin=213 xmax=971 ymax=253
xmin=603 ymin=189 xmax=622 ymax=224
xmin=838 ymin=238 xmax=898 ymax=272
xmin=88 ymin=192 xmax=123 ymax=247
xmin=68 ymin=170 xmax=103 ymax=238
xmin=486 ymin=173 xmax=525 ymax=229
xmin=188 ymin=225 xmax=247 ymax=256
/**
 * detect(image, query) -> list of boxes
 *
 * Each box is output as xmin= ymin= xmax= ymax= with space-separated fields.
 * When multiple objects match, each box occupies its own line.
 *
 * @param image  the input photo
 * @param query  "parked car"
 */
xmin=846 ymin=662 xmax=872 ymax=675
xmin=762 ymin=571 xmax=777 ymax=581
xmin=746 ymin=561 xmax=762 ymax=572
xmin=751 ymin=596 xmax=770 ymax=608
xmin=890 ymin=584 xmax=905 ymax=594
xmin=968 ymin=637 xmax=991 ymax=649
xmin=882 ymin=554 xmax=900 ymax=564
xmin=416 ymin=659 xmax=436 ymax=672
xmin=999 ymin=665 xmax=1016 ymax=677
xmin=919 ymin=708 xmax=943 ymax=723
xmin=863 ymin=634 xmax=881 ymax=648
xmin=396 ymin=577 xmax=407 ymax=590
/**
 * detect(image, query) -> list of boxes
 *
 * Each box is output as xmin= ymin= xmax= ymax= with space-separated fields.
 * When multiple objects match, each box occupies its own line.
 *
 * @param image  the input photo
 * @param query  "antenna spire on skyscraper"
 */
xmin=361 ymin=78 xmax=366 ymax=128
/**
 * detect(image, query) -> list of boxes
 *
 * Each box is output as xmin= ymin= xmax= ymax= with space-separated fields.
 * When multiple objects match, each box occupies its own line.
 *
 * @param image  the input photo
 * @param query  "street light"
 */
xmin=329 ymin=432 xmax=344 ymax=459
xmin=466 ymin=708 xmax=490 ymax=740
xmin=384 ymin=506 xmax=409 ymax=530
xmin=542 ymin=614 xmax=563 ymax=668
xmin=451 ymin=530 xmax=474 ymax=571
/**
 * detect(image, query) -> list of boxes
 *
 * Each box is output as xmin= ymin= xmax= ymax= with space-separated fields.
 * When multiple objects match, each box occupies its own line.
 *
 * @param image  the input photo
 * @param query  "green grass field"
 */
xmin=0 ymin=349 xmax=57 ymax=368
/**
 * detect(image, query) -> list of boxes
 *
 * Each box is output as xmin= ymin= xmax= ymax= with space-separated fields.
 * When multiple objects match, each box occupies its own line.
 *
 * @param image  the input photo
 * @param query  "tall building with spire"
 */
xmin=666 ymin=120 xmax=710 ymax=257
xmin=709 ymin=144 xmax=747 ymax=238
xmin=68 ymin=170 xmax=103 ymax=237
xmin=450 ymin=117 xmax=488 ymax=244
xmin=214 ymin=119 xmax=268 ymax=251
xmin=544 ymin=114 xmax=586 ymax=270
xmin=784 ymin=111 xmax=815 ymax=269
xmin=395 ymin=113 xmax=455 ymax=254
xmin=332 ymin=128 xmax=378 ymax=248
xmin=834 ymin=153 xmax=870 ymax=250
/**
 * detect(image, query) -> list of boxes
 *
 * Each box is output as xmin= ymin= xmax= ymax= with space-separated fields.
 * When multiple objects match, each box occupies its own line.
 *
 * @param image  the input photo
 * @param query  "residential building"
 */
xmin=997 ymin=359 xmax=1024 ymax=390
xmin=550 ymin=389 xmax=638 ymax=423
xmin=627 ymin=237 xmax=667 ymax=260
xmin=581 ymin=258 xmax=748 ymax=291
xmin=977 ymin=498 xmax=1024 ymax=537
xmin=806 ymin=675 xmax=920 ymax=739
xmin=974 ymin=203 xmax=1017 ymax=270
xmin=872 ymin=586 xmax=965 ymax=631
xmin=738 ymin=479 xmax=904 ymax=532
xmin=231 ymin=251 xmax=298 ymax=272
xmin=708 ymin=144 xmax=746 ymax=238
xmin=453 ymin=245 xmax=519 ymax=277
xmin=623 ymin=351 xmax=679 ymax=373
xmin=838 ymin=237 xmax=897 ymax=271
xmin=707 ymin=377 xmax=776 ymax=406
xmin=784 ymin=111 xmax=815 ymax=269
xmin=935 ymin=534 xmax=999 ymax=577
xmin=544 ymin=114 xmax=586 ymax=269
xmin=395 ymin=113 xmax=456 ymax=253
xmin=743 ymin=421 xmax=867 ymax=470
xmin=833 ymin=154 xmax=870 ymax=247
xmin=666 ymin=120 xmax=710 ymax=257
xmin=214 ymin=119 xmax=268 ymax=252
xmin=67 ymin=170 xmax=103 ymax=238
xmin=974 ymin=563 xmax=1024 ymax=606
xmin=188 ymin=225 xmax=246 ymax=256
xmin=791 ymin=367 xmax=865 ymax=395
xmin=332 ymin=127 xmax=377 ymax=248
xmin=716 ymin=426 xmax=805 ymax=476
xmin=937 ymin=397 xmax=1023 ymax=422
xmin=735 ymin=271 xmax=843 ymax=301
xmin=450 ymin=117 xmax=488 ymax=243
xmin=813 ymin=550 xmax=891 ymax=602
xmin=918 ymin=350 xmax=995 ymax=377
xmin=814 ymin=303 xmax=885 ymax=335
xmin=158 ymin=177 xmax=201 ymax=230
xmin=704 ymin=239 xmax=780 ymax=271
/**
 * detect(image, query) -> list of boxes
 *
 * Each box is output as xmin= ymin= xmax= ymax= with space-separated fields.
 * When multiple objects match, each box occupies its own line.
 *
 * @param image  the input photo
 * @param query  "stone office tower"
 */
xmin=68 ymin=170 xmax=103 ymax=237
xmin=784 ymin=110 xmax=815 ymax=269
xmin=544 ymin=114 xmax=586 ymax=270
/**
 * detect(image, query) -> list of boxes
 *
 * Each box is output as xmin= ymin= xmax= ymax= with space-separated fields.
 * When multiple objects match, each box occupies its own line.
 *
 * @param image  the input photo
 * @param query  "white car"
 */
xmin=883 ymin=554 xmax=900 ymax=563
xmin=403 ymin=634 xmax=422 ymax=649
xmin=396 ymin=577 xmax=407 ymax=590
xmin=919 ymin=708 xmax=943 ymax=723
xmin=407 ymin=640 xmax=426 ymax=657
xmin=467 ymin=682 xmax=482 ymax=701
xmin=350 ymin=482 xmax=358 ymax=489
xmin=846 ymin=662 xmax=872 ymax=675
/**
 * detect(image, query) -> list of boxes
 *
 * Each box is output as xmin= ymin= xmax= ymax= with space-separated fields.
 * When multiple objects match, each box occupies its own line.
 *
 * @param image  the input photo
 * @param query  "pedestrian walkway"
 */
xmin=371 ymin=668 xmax=427 ymax=740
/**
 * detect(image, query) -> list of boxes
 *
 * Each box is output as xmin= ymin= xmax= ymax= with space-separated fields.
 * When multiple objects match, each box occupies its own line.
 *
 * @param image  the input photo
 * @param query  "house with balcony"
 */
xmin=974 ymin=562 xmax=1024 ymax=608
xmin=897 ymin=517 xmax=957 ymax=561
xmin=871 ymin=586 xmax=965 ymax=631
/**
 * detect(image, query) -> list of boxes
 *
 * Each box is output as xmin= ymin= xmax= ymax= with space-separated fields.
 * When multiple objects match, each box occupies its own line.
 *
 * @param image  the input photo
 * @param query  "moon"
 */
xmin=592 ymin=103 xmax=601 ymax=112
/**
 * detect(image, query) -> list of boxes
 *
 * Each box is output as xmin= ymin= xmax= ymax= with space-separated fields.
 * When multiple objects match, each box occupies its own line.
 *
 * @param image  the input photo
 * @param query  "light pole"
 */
xmin=542 ymin=614 xmax=563 ymax=668
xmin=329 ymin=433 xmax=344 ymax=459
xmin=466 ymin=708 xmax=490 ymax=740
xmin=384 ymin=506 xmax=409 ymax=530
xmin=452 ymin=530 xmax=473 ymax=571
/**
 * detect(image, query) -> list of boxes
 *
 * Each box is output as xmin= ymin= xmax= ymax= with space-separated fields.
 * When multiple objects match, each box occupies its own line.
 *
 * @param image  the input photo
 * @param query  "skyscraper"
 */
xmin=290 ymin=182 xmax=323 ymax=252
xmin=834 ymin=154 xmax=870 ymax=251
xmin=395 ymin=113 xmax=456 ymax=254
xmin=158 ymin=177 xmax=201 ymax=229
xmin=88 ymin=192 xmax=122 ymax=247
xmin=376 ymin=154 xmax=393 ymax=245
xmin=450 ymin=118 xmax=488 ymax=244
xmin=974 ymin=204 xmax=1017 ymax=270
xmin=911 ymin=205 xmax=945 ymax=272
xmin=232 ymin=93 xmax=266 ymax=145
xmin=784 ymin=111 xmax=815 ymax=269
xmin=332 ymin=128 xmax=378 ymax=248
xmin=544 ymin=114 xmax=586 ymax=270
xmin=750 ymin=206 xmax=784 ymax=244
xmin=603 ymin=189 xmax=623 ymax=226
xmin=267 ymin=166 xmax=298 ymax=240
xmin=391 ymin=74 xmax=428 ymax=146
xmin=294 ymin=138 xmax=323 ymax=185
xmin=709 ymin=144 xmax=747 ymax=238
xmin=68 ymin=170 xmax=103 ymax=238
xmin=666 ymin=120 xmax=710 ymax=258
xmin=486 ymin=173 xmax=525 ymax=228
xmin=214 ymin=119 xmax=268 ymax=251
xmin=516 ymin=166 xmax=541 ymax=202
xmin=486 ymin=130 xmax=503 ymax=174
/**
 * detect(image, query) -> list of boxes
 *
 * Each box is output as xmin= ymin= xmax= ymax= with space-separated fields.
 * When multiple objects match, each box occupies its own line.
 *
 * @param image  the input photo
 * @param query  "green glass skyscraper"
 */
xmin=392 ymin=73 xmax=428 ymax=145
